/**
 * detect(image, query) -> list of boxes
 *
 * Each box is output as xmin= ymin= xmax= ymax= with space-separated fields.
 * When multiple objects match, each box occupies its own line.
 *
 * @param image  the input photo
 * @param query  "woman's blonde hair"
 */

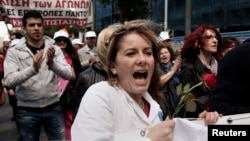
xmin=97 ymin=23 xmax=122 ymax=72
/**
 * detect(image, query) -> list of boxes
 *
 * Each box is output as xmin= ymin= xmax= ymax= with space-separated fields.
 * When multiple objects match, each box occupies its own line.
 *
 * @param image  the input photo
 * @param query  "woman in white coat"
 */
xmin=71 ymin=22 xmax=220 ymax=141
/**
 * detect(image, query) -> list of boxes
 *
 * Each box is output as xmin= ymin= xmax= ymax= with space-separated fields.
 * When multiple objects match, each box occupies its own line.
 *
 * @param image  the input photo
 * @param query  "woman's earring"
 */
xmin=111 ymin=69 xmax=117 ymax=75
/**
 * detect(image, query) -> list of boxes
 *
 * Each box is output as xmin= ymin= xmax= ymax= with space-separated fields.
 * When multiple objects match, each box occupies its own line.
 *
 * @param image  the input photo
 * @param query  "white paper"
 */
xmin=173 ymin=118 xmax=207 ymax=141
xmin=114 ymin=113 xmax=250 ymax=141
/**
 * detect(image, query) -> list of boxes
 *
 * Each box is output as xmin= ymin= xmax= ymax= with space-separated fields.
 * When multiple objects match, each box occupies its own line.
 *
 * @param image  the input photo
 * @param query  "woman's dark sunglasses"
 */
xmin=55 ymin=37 xmax=67 ymax=42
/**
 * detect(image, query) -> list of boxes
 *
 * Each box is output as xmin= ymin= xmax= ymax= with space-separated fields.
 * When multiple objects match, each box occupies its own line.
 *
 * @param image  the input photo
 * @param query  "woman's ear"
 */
xmin=110 ymin=64 xmax=117 ymax=75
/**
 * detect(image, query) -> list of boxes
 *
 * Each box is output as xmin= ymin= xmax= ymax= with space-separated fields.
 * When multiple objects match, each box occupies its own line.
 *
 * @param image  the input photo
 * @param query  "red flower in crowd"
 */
xmin=203 ymin=72 xmax=216 ymax=89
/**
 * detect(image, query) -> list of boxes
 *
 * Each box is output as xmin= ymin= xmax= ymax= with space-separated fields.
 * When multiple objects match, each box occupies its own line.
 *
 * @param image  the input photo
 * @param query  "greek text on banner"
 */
xmin=0 ymin=0 xmax=91 ymax=27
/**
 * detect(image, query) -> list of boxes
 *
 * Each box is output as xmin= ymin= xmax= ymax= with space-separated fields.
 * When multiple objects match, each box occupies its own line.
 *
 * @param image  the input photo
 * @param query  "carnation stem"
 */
xmin=171 ymin=81 xmax=204 ymax=119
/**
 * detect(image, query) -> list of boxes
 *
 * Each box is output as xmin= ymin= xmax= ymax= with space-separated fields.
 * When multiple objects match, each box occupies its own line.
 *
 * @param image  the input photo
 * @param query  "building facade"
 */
xmin=95 ymin=0 xmax=250 ymax=37
xmin=167 ymin=0 xmax=250 ymax=36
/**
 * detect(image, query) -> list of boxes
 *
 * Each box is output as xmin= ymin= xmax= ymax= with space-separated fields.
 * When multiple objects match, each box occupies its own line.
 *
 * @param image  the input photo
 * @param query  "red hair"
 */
xmin=181 ymin=24 xmax=223 ymax=63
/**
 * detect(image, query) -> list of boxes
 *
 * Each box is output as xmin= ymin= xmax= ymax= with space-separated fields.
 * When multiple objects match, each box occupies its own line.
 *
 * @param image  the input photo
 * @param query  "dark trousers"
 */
xmin=16 ymin=103 xmax=66 ymax=141
xmin=8 ymin=94 xmax=17 ymax=119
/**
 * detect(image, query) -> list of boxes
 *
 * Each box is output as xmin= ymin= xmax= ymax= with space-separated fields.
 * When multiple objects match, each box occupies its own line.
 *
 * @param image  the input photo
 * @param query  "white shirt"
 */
xmin=77 ymin=45 xmax=98 ymax=68
xmin=71 ymin=81 xmax=162 ymax=141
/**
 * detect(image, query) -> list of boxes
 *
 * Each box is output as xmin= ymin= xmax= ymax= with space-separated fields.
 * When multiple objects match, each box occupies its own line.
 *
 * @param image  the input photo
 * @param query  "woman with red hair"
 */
xmin=179 ymin=24 xmax=223 ymax=118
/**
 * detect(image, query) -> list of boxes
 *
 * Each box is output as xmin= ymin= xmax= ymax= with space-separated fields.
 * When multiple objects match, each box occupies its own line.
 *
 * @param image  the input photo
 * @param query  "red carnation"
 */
xmin=203 ymin=73 xmax=216 ymax=89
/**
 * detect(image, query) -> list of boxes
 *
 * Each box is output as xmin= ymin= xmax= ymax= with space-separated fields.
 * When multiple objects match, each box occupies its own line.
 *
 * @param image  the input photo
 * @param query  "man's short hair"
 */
xmin=22 ymin=10 xmax=43 ymax=27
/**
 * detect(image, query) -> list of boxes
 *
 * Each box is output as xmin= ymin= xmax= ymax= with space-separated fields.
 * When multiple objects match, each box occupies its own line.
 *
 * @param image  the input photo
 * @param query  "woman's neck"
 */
xmin=61 ymin=49 xmax=67 ymax=56
xmin=162 ymin=62 xmax=171 ymax=67
xmin=198 ymin=51 xmax=213 ymax=66
xmin=130 ymin=94 xmax=144 ymax=109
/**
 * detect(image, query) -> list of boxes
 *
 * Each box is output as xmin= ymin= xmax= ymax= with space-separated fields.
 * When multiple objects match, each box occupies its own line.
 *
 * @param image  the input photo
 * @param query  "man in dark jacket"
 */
xmin=72 ymin=61 xmax=108 ymax=119
xmin=208 ymin=39 xmax=250 ymax=115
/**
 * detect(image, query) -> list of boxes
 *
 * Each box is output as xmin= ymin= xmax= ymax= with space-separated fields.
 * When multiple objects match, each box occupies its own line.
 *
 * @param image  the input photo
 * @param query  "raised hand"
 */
xmin=171 ymin=57 xmax=181 ymax=72
xmin=33 ymin=50 xmax=44 ymax=72
xmin=46 ymin=47 xmax=55 ymax=68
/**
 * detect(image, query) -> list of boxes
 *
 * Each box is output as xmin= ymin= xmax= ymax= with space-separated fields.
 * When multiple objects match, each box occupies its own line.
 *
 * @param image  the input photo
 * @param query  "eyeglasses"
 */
xmin=86 ymin=37 xmax=96 ymax=40
xmin=55 ymin=38 xmax=67 ymax=42
xmin=202 ymin=35 xmax=219 ymax=40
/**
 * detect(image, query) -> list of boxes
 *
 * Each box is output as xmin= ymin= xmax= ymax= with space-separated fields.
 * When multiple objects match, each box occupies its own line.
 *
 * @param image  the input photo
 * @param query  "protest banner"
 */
xmin=0 ymin=0 xmax=91 ymax=27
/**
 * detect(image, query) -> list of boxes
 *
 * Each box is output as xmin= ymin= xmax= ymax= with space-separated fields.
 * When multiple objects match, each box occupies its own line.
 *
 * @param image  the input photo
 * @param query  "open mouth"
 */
xmin=133 ymin=71 xmax=148 ymax=79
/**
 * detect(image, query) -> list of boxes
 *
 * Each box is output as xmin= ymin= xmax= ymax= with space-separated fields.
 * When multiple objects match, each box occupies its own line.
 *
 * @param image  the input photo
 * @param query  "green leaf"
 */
xmin=197 ymin=95 xmax=209 ymax=103
xmin=183 ymin=83 xmax=190 ymax=93
xmin=185 ymin=100 xmax=197 ymax=112
xmin=176 ymin=83 xmax=183 ymax=96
